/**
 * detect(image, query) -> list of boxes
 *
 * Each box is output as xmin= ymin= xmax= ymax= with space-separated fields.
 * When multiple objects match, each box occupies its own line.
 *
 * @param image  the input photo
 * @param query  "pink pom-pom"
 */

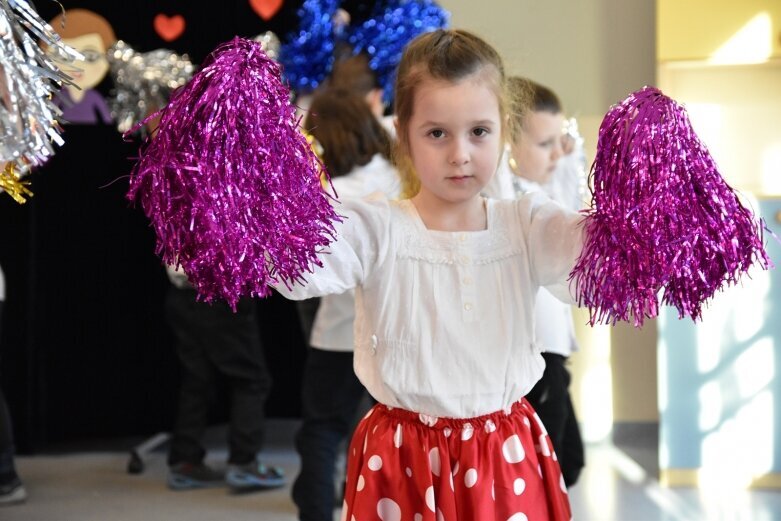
xmin=571 ymin=86 xmax=770 ymax=327
xmin=127 ymin=37 xmax=340 ymax=308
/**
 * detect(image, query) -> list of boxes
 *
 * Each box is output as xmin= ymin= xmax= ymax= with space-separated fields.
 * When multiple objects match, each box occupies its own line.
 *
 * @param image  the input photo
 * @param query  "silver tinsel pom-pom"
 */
xmin=107 ymin=40 xmax=195 ymax=135
xmin=253 ymin=31 xmax=281 ymax=61
xmin=0 ymin=0 xmax=81 ymax=169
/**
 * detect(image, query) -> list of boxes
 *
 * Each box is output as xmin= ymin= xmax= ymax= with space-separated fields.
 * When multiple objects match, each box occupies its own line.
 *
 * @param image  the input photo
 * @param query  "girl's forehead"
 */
xmin=411 ymin=75 xmax=500 ymax=119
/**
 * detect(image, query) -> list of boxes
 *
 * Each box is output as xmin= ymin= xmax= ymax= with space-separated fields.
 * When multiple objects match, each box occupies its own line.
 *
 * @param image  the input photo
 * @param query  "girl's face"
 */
xmin=405 ymin=73 xmax=502 ymax=206
xmin=509 ymin=110 xmax=564 ymax=185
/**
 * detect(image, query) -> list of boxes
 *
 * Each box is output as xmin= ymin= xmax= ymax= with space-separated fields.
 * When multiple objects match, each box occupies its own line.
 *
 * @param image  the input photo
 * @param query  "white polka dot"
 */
xmin=368 ymin=455 xmax=383 ymax=471
xmin=560 ymin=474 xmax=568 ymax=493
xmin=357 ymin=475 xmax=365 ymax=491
xmin=452 ymin=461 xmax=459 ymax=475
xmin=414 ymin=514 xmax=423 ymax=521
xmin=506 ymin=514 xmax=528 ymax=521
xmin=377 ymin=498 xmax=401 ymax=521
xmin=449 ymin=471 xmax=454 ymax=491
xmin=485 ymin=419 xmax=496 ymax=433
xmin=502 ymin=435 xmax=525 ymax=463
xmin=523 ymin=417 xmax=530 ymax=427
xmin=340 ymin=500 xmax=348 ymax=521
xmin=437 ymin=508 xmax=445 ymax=521
xmin=513 ymin=478 xmax=526 ymax=495
xmin=537 ymin=464 xmax=542 ymax=477
xmin=425 ymin=486 xmax=435 ymax=512
xmin=419 ymin=414 xmax=438 ymax=426
xmin=363 ymin=408 xmax=374 ymax=419
xmin=373 ymin=425 xmax=379 ymax=434
xmin=443 ymin=427 xmax=452 ymax=437
xmin=461 ymin=423 xmax=474 ymax=441
xmin=363 ymin=434 xmax=368 ymax=454
xmin=553 ymin=450 xmax=558 ymax=461
xmin=533 ymin=413 xmax=548 ymax=434
xmin=464 ymin=468 xmax=478 ymax=488
xmin=405 ymin=467 xmax=412 ymax=477
xmin=352 ymin=516 xmax=357 ymax=521
xmin=538 ymin=434 xmax=551 ymax=457
xmin=429 ymin=447 xmax=441 ymax=476
xmin=491 ymin=480 xmax=495 ymax=500
xmin=394 ymin=424 xmax=403 ymax=448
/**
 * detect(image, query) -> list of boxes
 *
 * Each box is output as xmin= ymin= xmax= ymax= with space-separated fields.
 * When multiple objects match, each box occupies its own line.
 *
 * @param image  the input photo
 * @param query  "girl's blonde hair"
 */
xmin=392 ymin=29 xmax=507 ymax=198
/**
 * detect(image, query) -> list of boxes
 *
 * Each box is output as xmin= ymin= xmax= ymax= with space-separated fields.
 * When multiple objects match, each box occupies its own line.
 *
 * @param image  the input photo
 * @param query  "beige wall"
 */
xmin=438 ymin=0 xmax=660 ymax=426
xmin=658 ymin=0 xmax=781 ymax=62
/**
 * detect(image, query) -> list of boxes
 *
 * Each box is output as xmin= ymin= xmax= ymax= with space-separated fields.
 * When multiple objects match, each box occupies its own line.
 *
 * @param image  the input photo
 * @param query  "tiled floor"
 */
xmin=4 ymin=421 xmax=781 ymax=520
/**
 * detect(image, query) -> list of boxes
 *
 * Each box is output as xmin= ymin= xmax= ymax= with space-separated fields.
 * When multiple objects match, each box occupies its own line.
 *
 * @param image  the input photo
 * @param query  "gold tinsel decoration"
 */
xmin=0 ymin=163 xmax=33 ymax=204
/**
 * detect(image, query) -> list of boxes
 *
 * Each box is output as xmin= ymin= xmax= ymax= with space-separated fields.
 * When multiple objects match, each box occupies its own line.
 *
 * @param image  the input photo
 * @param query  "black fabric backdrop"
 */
xmin=0 ymin=0 xmax=372 ymax=451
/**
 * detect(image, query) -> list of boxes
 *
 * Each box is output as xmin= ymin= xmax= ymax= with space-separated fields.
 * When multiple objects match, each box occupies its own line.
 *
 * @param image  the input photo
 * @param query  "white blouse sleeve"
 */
xmin=273 ymin=193 xmax=392 ymax=300
xmin=517 ymin=192 xmax=586 ymax=303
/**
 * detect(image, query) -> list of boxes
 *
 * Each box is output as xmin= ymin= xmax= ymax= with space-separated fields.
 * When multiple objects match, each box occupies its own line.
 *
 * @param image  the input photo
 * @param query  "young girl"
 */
xmin=276 ymin=29 xmax=579 ymax=520
xmin=292 ymin=89 xmax=400 ymax=520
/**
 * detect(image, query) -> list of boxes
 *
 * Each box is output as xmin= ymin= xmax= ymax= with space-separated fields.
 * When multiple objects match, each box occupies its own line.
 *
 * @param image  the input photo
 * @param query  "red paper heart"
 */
xmin=249 ymin=0 xmax=283 ymax=21
xmin=153 ymin=14 xmax=186 ymax=42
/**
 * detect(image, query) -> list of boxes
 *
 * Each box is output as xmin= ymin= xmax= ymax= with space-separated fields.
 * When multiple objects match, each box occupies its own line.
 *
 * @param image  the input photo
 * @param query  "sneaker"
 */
xmin=226 ymin=461 xmax=285 ymax=492
xmin=167 ymin=462 xmax=225 ymax=490
xmin=0 ymin=479 xmax=27 ymax=506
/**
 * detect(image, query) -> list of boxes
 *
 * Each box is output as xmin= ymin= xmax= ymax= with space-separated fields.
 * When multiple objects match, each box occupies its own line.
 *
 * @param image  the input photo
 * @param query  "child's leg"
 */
xmin=527 ymin=353 xmax=584 ymax=487
xmin=165 ymin=287 xmax=217 ymax=466
xmin=293 ymin=348 xmax=367 ymax=521
xmin=204 ymin=297 xmax=272 ymax=465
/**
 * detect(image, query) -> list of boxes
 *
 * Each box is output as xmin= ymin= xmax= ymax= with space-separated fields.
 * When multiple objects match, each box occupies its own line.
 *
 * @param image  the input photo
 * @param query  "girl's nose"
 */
xmin=449 ymin=139 xmax=470 ymax=166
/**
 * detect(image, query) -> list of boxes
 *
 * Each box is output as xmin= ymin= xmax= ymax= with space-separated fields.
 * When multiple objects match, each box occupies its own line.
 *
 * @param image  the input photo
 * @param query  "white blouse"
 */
xmin=310 ymin=154 xmax=400 ymax=352
xmin=275 ymin=193 xmax=585 ymax=419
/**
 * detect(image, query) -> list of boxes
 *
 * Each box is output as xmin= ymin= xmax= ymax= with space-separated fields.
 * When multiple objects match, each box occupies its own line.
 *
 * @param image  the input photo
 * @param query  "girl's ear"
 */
xmin=365 ymin=88 xmax=385 ymax=118
xmin=393 ymin=117 xmax=401 ymax=138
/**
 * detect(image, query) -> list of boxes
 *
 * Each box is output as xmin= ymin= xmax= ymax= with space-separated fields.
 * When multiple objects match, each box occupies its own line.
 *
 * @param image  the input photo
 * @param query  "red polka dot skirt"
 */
xmin=340 ymin=398 xmax=572 ymax=521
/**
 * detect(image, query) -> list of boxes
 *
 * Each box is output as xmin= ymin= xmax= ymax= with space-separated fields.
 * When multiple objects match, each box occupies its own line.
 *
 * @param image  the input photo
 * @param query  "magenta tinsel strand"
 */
xmin=127 ymin=37 xmax=340 ymax=308
xmin=571 ymin=86 xmax=770 ymax=327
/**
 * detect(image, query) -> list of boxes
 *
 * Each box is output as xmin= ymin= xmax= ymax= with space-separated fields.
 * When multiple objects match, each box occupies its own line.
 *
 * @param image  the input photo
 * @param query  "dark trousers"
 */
xmin=165 ymin=287 xmax=272 ymax=466
xmin=526 ymin=352 xmax=585 ymax=487
xmin=292 ymin=348 xmax=368 ymax=521
xmin=0 ymin=300 xmax=19 ymax=484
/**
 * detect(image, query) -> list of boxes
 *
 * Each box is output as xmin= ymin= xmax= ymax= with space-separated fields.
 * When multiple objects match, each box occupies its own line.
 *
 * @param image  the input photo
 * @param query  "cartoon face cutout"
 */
xmin=48 ymin=9 xmax=116 ymax=124
xmin=54 ymin=33 xmax=109 ymax=100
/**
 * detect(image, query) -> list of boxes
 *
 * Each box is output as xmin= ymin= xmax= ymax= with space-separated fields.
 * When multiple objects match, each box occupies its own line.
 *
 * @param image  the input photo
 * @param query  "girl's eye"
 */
xmin=473 ymin=127 xmax=489 ymax=137
xmin=429 ymin=129 xmax=445 ymax=138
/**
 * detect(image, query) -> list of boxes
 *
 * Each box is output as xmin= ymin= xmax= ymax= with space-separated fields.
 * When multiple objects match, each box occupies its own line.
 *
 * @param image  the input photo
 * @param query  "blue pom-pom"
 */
xmin=346 ymin=0 xmax=450 ymax=104
xmin=279 ymin=0 xmax=341 ymax=93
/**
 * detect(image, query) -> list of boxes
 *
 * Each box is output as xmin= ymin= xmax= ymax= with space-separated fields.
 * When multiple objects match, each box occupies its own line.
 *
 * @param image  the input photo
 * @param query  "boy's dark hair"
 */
xmin=510 ymin=77 xmax=561 ymax=114
xmin=304 ymin=89 xmax=391 ymax=178
xmin=507 ymin=77 xmax=562 ymax=141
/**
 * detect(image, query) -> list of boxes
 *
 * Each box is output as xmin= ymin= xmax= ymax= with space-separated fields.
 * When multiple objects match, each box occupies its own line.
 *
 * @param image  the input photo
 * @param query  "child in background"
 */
xmin=276 ymin=29 xmax=580 ymax=520
xmin=164 ymin=268 xmax=285 ymax=492
xmin=500 ymin=77 xmax=586 ymax=487
xmin=0 ymin=264 xmax=26 ymax=506
xmin=292 ymin=89 xmax=400 ymax=521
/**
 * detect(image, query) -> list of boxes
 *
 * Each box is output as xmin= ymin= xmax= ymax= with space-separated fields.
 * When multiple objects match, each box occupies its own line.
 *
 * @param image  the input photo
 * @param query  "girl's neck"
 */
xmin=410 ymin=193 xmax=487 ymax=232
